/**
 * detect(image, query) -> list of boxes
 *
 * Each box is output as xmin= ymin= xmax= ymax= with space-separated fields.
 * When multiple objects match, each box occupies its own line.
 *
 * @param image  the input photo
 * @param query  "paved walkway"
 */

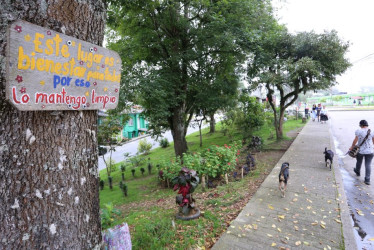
xmin=213 ymin=120 xmax=355 ymax=249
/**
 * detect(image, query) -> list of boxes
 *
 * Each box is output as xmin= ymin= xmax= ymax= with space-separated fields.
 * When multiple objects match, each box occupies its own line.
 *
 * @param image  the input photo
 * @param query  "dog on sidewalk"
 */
xmin=279 ymin=162 xmax=289 ymax=198
xmin=323 ymin=147 xmax=334 ymax=170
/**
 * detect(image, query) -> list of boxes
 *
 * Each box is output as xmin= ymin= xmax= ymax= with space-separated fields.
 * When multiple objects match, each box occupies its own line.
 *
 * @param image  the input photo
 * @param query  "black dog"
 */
xmin=279 ymin=162 xmax=290 ymax=198
xmin=323 ymin=148 xmax=334 ymax=170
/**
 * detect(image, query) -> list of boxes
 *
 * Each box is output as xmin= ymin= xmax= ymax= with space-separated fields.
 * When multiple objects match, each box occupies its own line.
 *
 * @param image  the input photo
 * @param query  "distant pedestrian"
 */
xmin=316 ymin=104 xmax=322 ymax=122
xmin=320 ymin=106 xmax=328 ymax=123
xmin=353 ymin=99 xmax=356 ymax=105
xmin=311 ymin=104 xmax=317 ymax=121
xmin=304 ymin=106 xmax=309 ymax=119
xmin=350 ymin=120 xmax=374 ymax=185
xmin=359 ymin=100 xmax=362 ymax=105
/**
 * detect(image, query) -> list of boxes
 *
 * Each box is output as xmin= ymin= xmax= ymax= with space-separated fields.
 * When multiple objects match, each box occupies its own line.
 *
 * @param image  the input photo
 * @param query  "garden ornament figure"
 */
xmin=172 ymin=167 xmax=200 ymax=218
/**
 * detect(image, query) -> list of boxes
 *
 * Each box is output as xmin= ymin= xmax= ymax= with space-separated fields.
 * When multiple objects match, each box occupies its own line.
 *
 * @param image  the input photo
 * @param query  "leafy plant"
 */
xmin=138 ymin=139 xmax=152 ymax=155
xmin=101 ymin=202 xmax=121 ymax=230
xmin=131 ymin=169 xmax=136 ymax=177
xmin=159 ymin=138 xmax=170 ymax=148
xmin=147 ymin=158 xmax=152 ymax=175
xmin=120 ymin=164 xmax=126 ymax=172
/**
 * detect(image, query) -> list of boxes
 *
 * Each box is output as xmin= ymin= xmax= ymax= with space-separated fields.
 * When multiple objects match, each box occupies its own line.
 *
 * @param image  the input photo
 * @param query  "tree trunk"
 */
xmin=276 ymin=109 xmax=285 ymax=139
xmin=0 ymin=1 xmax=105 ymax=249
xmin=171 ymin=107 xmax=188 ymax=157
xmin=199 ymin=122 xmax=203 ymax=147
xmin=209 ymin=113 xmax=215 ymax=133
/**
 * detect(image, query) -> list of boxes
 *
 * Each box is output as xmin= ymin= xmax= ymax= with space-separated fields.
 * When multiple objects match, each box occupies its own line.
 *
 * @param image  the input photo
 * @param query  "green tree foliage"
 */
xmin=98 ymin=113 xmax=123 ymax=180
xmin=227 ymin=92 xmax=266 ymax=141
xmin=107 ymin=0 xmax=275 ymax=157
xmin=248 ymin=27 xmax=350 ymax=138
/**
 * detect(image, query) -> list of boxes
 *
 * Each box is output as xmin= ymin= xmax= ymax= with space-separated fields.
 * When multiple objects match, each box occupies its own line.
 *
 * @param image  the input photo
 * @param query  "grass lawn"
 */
xmin=99 ymin=118 xmax=305 ymax=249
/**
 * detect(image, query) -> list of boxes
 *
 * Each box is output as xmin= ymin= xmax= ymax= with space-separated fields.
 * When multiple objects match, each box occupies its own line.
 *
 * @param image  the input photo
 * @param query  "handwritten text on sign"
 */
xmin=6 ymin=20 xmax=121 ymax=110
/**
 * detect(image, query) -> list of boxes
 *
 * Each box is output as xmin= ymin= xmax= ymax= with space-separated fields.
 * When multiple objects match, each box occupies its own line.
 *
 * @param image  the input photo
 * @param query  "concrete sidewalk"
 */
xmin=213 ymin=121 xmax=355 ymax=249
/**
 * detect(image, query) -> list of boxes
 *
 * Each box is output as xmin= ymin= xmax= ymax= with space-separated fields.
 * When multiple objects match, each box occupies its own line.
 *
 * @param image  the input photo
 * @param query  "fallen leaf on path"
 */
xmin=278 ymin=215 xmax=285 ymax=219
xmin=295 ymin=241 xmax=301 ymax=246
xmin=253 ymin=224 xmax=258 ymax=230
xmin=294 ymin=226 xmax=299 ymax=231
xmin=320 ymin=224 xmax=326 ymax=229
xmin=311 ymin=222 xmax=318 ymax=226
xmin=268 ymin=205 xmax=274 ymax=210
xmin=272 ymin=224 xmax=276 ymax=228
xmin=267 ymin=234 xmax=273 ymax=237
xmin=320 ymin=221 xmax=326 ymax=225
xmin=292 ymin=198 xmax=298 ymax=202
xmin=334 ymin=219 xmax=342 ymax=224
xmin=271 ymin=243 xmax=276 ymax=247
xmin=304 ymin=242 xmax=309 ymax=246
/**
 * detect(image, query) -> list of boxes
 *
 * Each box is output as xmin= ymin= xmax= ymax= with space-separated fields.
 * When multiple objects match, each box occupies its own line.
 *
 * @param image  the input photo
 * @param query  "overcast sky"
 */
xmin=272 ymin=0 xmax=374 ymax=94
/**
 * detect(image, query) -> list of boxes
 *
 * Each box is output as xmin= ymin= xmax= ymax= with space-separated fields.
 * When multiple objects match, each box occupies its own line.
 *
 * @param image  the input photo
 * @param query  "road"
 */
xmin=329 ymin=110 xmax=374 ymax=249
xmin=98 ymin=123 xmax=208 ymax=171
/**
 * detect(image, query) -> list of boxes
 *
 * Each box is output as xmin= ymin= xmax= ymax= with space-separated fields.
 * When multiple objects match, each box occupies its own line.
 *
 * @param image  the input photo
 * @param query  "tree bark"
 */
xmin=209 ymin=113 xmax=215 ymax=133
xmin=171 ymin=106 xmax=188 ymax=158
xmin=0 ymin=1 xmax=105 ymax=249
xmin=276 ymin=109 xmax=285 ymax=139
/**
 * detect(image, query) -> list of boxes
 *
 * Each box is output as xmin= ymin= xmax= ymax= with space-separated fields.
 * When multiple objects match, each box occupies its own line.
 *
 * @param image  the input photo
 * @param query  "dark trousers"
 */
xmin=356 ymin=153 xmax=374 ymax=183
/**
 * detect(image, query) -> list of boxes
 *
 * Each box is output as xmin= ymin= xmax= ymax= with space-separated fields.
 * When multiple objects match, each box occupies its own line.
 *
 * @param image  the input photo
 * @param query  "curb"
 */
xmin=328 ymin=123 xmax=357 ymax=249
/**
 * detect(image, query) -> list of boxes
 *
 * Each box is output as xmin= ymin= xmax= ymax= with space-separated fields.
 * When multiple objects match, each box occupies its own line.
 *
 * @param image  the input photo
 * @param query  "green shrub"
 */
xmin=101 ymin=202 xmax=121 ymax=229
xmin=159 ymin=138 xmax=170 ymax=148
xmin=138 ymin=139 xmax=152 ymax=155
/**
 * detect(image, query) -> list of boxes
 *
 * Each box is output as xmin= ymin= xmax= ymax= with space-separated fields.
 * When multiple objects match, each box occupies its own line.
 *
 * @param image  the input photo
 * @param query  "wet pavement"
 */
xmin=329 ymin=110 xmax=374 ymax=249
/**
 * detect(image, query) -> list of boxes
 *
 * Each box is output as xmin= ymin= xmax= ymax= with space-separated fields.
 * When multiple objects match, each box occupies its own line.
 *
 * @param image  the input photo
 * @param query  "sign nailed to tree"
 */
xmin=6 ymin=20 xmax=121 ymax=111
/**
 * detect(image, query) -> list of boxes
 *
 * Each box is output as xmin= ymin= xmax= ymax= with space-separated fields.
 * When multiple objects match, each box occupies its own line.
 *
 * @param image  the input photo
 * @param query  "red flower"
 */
xmin=15 ymin=75 xmax=23 ymax=83
xmin=207 ymin=148 xmax=210 ymax=151
xmin=14 ymin=25 xmax=22 ymax=33
xmin=229 ymin=146 xmax=231 ymax=149
xmin=228 ymin=162 xmax=231 ymax=166
xmin=236 ymin=158 xmax=238 ymax=162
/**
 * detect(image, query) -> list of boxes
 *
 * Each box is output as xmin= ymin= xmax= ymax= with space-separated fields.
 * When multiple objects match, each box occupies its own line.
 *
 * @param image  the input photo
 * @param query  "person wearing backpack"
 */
xmin=349 ymin=120 xmax=374 ymax=185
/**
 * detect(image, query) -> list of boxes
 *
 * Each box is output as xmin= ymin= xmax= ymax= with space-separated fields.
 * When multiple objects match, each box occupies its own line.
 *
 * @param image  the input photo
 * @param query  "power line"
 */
xmin=352 ymin=53 xmax=374 ymax=64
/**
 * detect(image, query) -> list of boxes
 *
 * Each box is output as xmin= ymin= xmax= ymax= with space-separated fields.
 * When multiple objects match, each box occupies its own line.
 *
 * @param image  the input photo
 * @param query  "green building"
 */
xmin=122 ymin=112 xmax=149 ymax=139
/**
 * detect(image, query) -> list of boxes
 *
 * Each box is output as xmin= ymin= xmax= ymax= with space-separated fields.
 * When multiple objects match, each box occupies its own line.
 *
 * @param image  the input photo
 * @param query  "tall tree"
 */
xmin=248 ymin=28 xmax=350 ymax=138
xmin=107 ymin=0 xmax=274 ymax=157
xmin=0 ymin=1 xmax=105 ymax=248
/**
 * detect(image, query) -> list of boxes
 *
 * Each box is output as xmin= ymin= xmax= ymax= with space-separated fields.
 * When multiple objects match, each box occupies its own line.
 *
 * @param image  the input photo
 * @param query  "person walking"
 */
xmin=316 ymin=104 xmax=322 ymax=122
xmin=320 ymin=106 xmax=328 ymax=124
xmin=350 ymin=120 xmax=374 ymax=185
xmin=311 ymin=104 xmax=317 ymax=121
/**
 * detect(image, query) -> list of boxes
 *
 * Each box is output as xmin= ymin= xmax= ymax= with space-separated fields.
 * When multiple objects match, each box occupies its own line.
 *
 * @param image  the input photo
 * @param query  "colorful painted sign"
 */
xmin=6 ymin=20 xmax=121 ymax=111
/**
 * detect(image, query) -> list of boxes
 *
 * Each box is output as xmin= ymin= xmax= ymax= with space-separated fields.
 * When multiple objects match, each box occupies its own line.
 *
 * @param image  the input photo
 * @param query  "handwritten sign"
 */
xmin=6 ymin=20 xmax=121 ymax=111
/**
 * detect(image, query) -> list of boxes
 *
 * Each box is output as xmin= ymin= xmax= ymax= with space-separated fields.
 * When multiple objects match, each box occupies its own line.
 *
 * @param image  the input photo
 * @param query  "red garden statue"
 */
xmin=172 ymin=167 xmax=200 ymax=220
